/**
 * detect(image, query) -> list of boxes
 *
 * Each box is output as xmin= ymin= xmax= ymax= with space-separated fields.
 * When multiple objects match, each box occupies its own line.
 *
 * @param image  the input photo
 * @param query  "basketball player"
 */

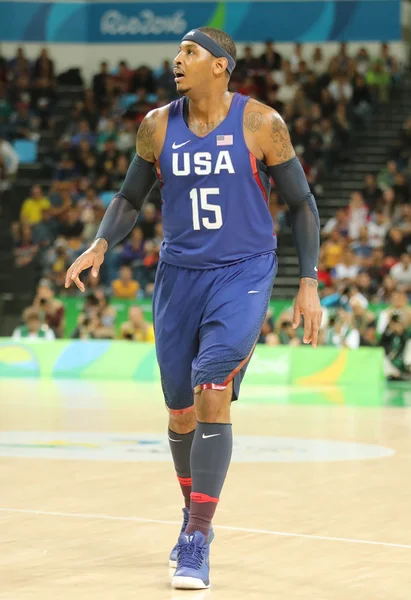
xmin=65 ymin=28 xmax=322 ymax=590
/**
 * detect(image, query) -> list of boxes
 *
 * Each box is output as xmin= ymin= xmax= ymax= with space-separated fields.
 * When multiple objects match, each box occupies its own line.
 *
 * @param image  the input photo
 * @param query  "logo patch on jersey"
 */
xmin=172 ymin=140 xmax=191 ymax=149
xmin=216 ymin=134 xmax=233 ymax=146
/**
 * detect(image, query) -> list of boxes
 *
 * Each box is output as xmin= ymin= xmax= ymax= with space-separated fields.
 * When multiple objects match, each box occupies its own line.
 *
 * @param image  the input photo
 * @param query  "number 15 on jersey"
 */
xmin=190 ymin=188 xmax=223 ymax=231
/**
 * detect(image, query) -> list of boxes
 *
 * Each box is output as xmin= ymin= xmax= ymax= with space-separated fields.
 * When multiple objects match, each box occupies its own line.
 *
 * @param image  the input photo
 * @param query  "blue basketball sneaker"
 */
xmin=169 ymin=507 xmax=190 ymax=568
xmin=169 ymin=509 xmax=215 ymax=568
xmin=171 ymin=531 xmax=211 ymax=590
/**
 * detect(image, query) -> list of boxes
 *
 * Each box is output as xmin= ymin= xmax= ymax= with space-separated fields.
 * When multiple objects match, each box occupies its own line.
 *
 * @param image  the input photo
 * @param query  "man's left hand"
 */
xmin=292 ymin=278 xmax=323 ymax=348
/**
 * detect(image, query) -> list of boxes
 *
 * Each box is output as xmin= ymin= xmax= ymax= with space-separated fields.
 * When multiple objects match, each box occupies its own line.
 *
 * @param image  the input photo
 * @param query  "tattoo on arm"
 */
xmin=301 ymin=277 xmax=318 ymax=288
xmin=270 ymin=114 xmax=295 ymax=162
xmin=136 ymin=113 xmax=157 ymax=162
xmin=244 ymin=111 xmax=263 ymax=133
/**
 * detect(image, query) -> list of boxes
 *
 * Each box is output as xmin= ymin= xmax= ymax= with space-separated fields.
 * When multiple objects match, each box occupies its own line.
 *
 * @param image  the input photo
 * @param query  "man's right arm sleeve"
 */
xmin=95 ymin=154 xmax=157 ymax=250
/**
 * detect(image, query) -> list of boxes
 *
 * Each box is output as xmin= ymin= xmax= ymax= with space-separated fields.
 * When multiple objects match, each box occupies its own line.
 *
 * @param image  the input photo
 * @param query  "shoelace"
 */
xmin=178 ymin=539 xmax=204 ymax=569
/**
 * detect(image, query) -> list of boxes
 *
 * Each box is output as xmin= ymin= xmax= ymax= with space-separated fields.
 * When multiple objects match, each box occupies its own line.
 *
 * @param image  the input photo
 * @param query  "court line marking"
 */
xmin=1 ymin=507 xmax=410 ymax=550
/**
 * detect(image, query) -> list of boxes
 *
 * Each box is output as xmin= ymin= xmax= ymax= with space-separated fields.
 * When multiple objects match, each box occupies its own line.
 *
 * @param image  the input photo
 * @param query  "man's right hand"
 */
xmin=65 ymin=238 xmax=107 ymax=293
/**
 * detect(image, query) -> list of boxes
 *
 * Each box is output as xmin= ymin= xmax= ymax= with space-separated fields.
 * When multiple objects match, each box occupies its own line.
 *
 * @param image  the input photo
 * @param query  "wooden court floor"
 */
xmin=1 ymin=378 xmax=411 ymax=599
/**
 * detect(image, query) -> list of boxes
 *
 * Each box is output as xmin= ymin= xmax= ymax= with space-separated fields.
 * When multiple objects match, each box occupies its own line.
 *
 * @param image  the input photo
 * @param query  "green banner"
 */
xmin=59 ymin=297 xmax=387 ymax=338
xmin=0 ymin=339 xmax=384 ymax=387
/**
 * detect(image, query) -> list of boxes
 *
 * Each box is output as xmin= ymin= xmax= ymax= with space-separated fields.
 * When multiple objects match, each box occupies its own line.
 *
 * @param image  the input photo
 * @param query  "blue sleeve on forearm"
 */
xmin=268 ymin=157 xmax=320 ymax=280
xmin=95 ymin=154 xmax=157 ymax=250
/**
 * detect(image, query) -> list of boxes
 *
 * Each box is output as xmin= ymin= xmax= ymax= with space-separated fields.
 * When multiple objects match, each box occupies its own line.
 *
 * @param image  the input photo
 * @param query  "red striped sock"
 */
xmin=177 ymin=476 xmax=192 ymax=509
xmin=185 ymin=492 xmax=219 ymax=537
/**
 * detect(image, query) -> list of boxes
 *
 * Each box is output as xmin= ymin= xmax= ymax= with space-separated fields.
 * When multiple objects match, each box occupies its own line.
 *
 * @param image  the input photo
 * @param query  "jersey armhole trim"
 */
xmin=249 ymin=152 xmax=269 ymax=204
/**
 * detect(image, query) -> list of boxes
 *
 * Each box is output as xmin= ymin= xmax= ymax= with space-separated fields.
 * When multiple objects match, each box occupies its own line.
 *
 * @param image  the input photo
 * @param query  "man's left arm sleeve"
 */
xmin=268 ymin=157 xmax=320 ymax=280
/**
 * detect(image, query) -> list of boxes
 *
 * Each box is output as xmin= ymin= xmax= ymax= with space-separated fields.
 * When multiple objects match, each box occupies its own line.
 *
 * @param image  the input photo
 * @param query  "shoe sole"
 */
xmin=172 ymin=576 xmax=210 ymax=590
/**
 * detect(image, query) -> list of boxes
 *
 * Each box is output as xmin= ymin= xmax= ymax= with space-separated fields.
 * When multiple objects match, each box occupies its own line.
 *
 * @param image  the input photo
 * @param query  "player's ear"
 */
xmin=213 ymin=56 xmax=228 ymax=76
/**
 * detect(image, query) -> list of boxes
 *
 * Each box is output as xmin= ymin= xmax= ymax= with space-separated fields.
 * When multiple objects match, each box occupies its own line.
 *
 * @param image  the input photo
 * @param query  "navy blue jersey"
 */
xmin=158 ymin=93 xmax=276 ymax=269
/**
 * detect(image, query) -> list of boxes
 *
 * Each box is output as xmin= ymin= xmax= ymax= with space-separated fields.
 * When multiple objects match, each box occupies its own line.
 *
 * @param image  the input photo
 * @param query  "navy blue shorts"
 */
xmin=152 ymin=252 xmax=277 ymax=412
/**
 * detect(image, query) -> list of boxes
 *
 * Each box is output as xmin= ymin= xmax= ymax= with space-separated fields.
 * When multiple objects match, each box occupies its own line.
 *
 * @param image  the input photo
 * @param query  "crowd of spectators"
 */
xmin=2 ymin=42 xmax=409 ymax=377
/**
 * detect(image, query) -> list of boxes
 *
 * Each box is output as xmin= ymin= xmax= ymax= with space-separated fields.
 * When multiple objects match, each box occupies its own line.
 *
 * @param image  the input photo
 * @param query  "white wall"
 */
xmin=1 ymin=41 xmax=406 ymax=85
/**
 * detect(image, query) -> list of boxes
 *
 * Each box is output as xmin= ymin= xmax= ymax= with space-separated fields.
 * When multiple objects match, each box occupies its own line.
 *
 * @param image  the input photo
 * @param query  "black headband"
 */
xmin=181 ymin=29 xmax=236 ymax=75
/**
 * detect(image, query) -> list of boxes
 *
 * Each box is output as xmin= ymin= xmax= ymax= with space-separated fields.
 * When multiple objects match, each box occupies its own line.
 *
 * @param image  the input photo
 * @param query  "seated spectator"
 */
xmin=360 ymin=321 xmax=378 ymax=347
xmin=328 ymin=72 xmax=353 ymax=103
xmin=390 ymin=253 xmax=411 ymax=290
xmin=350 ymin=226 xmax=372 ymax=259
xmin=110 ymin=154 xmax=130 ymax=190
xmin=319 ymin=88 xmax=337 ymax=119
xmin=96 ymin=118 xmax=118 ymax=151
xmin=366 ymin=60 xmax=391 ymax=103
xmin=139 ymin=203 xmax=158 ymax=240
xmin=375 ymin=274 xmax=397 ymax=303
xmin=332 ymin=250 xmax=360 ymax=282
xmin=332 ymin=42 xmax=353 ymax=75
xmin=43 ymin=238 xmax=73 ymax=292
xmin=71 ymin=119 xmax=95 ymax=147
xmin=260 ymin=40 xmax=282 ymax=71
xmin=8 ymin=47 xmax=31 ymax=80
xmin=155 ymin=59 xmax=175 ymax=96
xmin=131 ymin=65 xmax=155 ymax=95
xmin=323 ymin=310 xmax=360 ymax=349
xmin=10 ymin=102 xmax=39 ymax=141
xmin=112 ymin=265 xmax=139 ymax=299
xmin=236 ymin=46 xmax=261 ymax=76
xmin=393 ymin=203 xmax=411 ymax=237
xmin=13 ymin=223 xmax=39 ymax=268
xmin=367 ymin=248 xmax=386 ymax=293
xmin=98 ymin=137 xmax=119 ymax=176
xmin=119 ymin=306 xmax=155 ymax=342
xmin=20 ymin=185 xmax=51 ymax=226
xmin=12 ymin=306 xmax=55 ymax=340
xmin=33 ymin=48 xmax=54 ymax=81
xmin=93 ymin=61 xmax=110 ymax=102
xmin=317 ymin=257 xmax=333 ymax=288
xmin=290 ymin=43 xmax=305 ymax=73
xmin=380 ymin=43 xmax=400 ymax=82
xmin=380 ymin=314 xmax=411 ymax=380
xmin=78 ymin=186 xmax=104 ymax=216
xmin=393 ymin=172 xmax=410 ymax=205
xmin=368 ymin=211 xmax=389 ymax=248
xmin=354 ymin=47 xmax=371 ymax=76
xmin=322 ymin=208 xmax=349 ymax=239
xmin=377 ymin=160 xmax=398 ymax=191
xmin=319 ymin=118 xmax=340 ymax=172
xmin=121 ymin=226 xmax=145 ymax=265
xmin=54 ymin=153 xmax=78 ymax=182
xmin=303 ymin=72 xmax=321 ymax=104
xmin=356 ymin=271 xmax=377 ymax=299
xmin=350 ymin=75 xmax=373 ymax=128
xmin=141 ymin=239 xmax=160 ymax=295
xmin=347 ymin=191 xmax=368 ymax=240
xmin=322 ymin=230 xmax=346 ymax=269
xmin=32 ymin=279 xmax=65 ymax=337
xmin=350 ymin=296 xmax=375 ymax=333
xmin=117 ymin=117 xmax=136 ymax=154
xmin=114 ymin=59 xmax=134 ymax=93
xmin=377 ymin=290 xmax=411 ymax=336
xmin=278 ymin=319 xmax=301 ymax=346
xmin=277 ymin=72 xmax=298 ymax=104
xmin=384 ymin=227 xmax=406 ymax=260
xmin=362 ymin=173 xmax=382 ymax=212
xmin=59 ymin=207 xmax=84 ymax=250
xmin=311 ymin=47 xmax=327 ymax=77
xmin=378 ymin=187 xmax=400 ymax=221
xmin=31 ymin=76 xmax=56 ymax=129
